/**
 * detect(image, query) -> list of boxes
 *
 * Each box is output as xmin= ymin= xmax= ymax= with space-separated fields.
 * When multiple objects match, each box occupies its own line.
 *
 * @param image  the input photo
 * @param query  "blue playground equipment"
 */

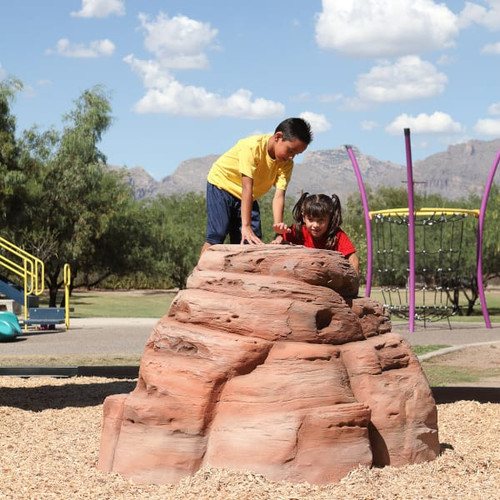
xmin=0 ymin=311 xmax=22 ymax=341
xmin=0 ymin=236 xmax=71 ymax=333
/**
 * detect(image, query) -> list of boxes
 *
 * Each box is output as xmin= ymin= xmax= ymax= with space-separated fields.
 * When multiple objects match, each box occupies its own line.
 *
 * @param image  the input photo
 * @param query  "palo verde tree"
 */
xmin=0 ymin=78 xmax=62 ymax=285
xmin=43 ymin=86 xmax=135 ymax=304
xmin=14 ymin=85 xmax=142 ymax=305
xmin=0 ymin=77 xmax=30 ymax=226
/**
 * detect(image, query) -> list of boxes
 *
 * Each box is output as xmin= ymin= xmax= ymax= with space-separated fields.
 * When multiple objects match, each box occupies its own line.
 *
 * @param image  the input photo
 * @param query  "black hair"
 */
xmin=275 ymin=117 xmax=313 ymax=145
xmin=291 ymin=192 xmax=343 ymax=250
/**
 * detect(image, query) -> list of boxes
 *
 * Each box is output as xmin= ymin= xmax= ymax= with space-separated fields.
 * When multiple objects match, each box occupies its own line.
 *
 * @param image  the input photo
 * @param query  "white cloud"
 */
xmin=124 ymin=56 xmax=284 ymax=119
xmin=22 ymin=79 xmax=52 ymax=98
xmin=290 ymin=92 xmax=311 ymax=103
xmin=19 ymin=85 xmax=36 ymax=98
xmin=481 ymin=41 xmax=500 ymax=54
xmin=315 ymin=0 xmax=458 ymax=58
xmin=488 ymin=102 xmax=500 ymax=114
xmin=386 ymin=112 xmax=464 ymax=135
xmin=299 ymin=112 xmax=331 ymax=133
xmin=126 ymin=13 xmax=284 ymax=119
xmin=361 ymin=120 xmax=378 ymax=131
xmin=436 ymin=54 xmax=455 ymax=66
xmin=0 ymin=64 xmax=6 ymax=79
xmin=474 ymin=118 xmax=500 ymax=135
xmin=318 ymin=93 xmax=343 ymax=103
xmin=339 ymin=96 xmax=372 ymax=112
xmin=458 ymin=1 xmax=500 ymax=30
xmin=71 ymin=0 xmax=125 ymax=18
xmin=356 ymin=56 xmax=447 ymax=103
xmin=47 ymin=38 xmax=115 ymax=58
xmin=123 ymin=56 xmax=171 ymax=89
xmin=138 ymin=12 xmax=218 ymax=70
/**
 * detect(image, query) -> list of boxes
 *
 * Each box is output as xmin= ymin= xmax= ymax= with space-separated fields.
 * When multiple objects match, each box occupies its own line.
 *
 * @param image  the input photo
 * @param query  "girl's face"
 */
xmin=303 ymin=214 xmax=329 ymax=239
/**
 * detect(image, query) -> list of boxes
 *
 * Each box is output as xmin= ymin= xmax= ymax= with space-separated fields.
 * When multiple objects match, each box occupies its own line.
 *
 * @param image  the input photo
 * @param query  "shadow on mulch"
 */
xmin=1 ymin=380 xmax=136 ymax=411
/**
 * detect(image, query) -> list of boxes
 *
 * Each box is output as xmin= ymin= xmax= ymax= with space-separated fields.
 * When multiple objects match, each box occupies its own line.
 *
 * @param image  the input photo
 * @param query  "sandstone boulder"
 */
xmin=98 ymin=244 xmax=439 ymax=485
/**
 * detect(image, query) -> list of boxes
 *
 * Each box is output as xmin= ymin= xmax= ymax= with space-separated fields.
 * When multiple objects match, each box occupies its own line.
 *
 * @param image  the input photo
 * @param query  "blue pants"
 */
xmin=205 ymin=182 xmax=262 ymax=244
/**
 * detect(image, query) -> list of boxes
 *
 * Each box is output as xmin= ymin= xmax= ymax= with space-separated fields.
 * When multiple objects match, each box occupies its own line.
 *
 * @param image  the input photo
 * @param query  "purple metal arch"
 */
xmin=404 ymin=129 xmax=416 ymax=333
xmin=476 ymin=149 xmax=500 ymax=329
xmin=345 ymin=145 xmax=372 ymax=297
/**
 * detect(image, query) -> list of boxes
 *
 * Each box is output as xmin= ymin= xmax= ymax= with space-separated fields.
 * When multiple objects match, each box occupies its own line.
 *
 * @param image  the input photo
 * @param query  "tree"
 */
xmin=0 ymin=77 xmax=27 ymax=225
xmin=447 ymin=185 xmax=500 ymax=315
xmin=10 ymin=85 xmax=145 ymax=305
xmin=144 ymin=193 xmax=207 ymax=289
xmin=467 ymin=185 xmax=500 ymax=283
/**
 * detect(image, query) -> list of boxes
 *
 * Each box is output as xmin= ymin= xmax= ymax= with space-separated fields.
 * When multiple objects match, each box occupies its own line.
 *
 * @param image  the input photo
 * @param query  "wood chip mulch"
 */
xmin=1 ymin=376 xmax=499 ymax=500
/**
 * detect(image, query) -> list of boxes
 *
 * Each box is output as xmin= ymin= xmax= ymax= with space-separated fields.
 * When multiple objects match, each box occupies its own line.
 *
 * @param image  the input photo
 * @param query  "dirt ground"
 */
xmin=435 ymin=344 xmax=499 ymax=369
xmin=423 ymin=343 xmax=500 ymax=386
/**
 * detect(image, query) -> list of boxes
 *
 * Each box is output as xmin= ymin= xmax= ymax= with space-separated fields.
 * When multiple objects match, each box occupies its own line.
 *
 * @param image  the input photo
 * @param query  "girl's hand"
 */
xmin=273 ymin=222 xmax=291 ymax=235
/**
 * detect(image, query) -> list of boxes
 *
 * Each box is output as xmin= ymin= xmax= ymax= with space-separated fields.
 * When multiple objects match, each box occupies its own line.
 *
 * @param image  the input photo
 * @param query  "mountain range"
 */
xmin=110 ymin=138 xmax=500 ymax=205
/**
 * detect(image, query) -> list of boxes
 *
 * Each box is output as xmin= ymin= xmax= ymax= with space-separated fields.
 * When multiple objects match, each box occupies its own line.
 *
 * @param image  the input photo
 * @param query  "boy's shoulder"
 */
xmin=238 ymin=134 xmax=271 ymax=147
xmin=230 ymin=134 xmax=272 ymax=159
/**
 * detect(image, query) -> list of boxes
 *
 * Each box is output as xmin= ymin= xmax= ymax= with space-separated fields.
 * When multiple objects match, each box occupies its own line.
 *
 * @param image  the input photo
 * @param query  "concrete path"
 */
xmin=393 ymin=320 xmax=500 ymax=345
xmin=0 ymin=318 xmax=159 ymax=356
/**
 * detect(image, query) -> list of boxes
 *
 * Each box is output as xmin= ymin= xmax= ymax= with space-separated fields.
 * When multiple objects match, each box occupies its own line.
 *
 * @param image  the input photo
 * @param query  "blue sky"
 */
xmin=2 ymin=0 xmax=500 ymax=180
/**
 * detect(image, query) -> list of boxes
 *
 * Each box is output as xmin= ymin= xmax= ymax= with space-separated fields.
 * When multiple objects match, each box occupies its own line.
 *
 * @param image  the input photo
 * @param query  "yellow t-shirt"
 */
xmin=207 ymin=134 xmax=294 ymax=200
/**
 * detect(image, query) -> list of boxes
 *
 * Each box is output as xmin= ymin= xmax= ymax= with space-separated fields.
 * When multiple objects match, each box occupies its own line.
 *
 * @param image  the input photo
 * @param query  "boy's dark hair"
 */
xmin=275 ymin=117 xmax=313 ymax=145
xmin=292 ymin=192 xmax=343 ymax=250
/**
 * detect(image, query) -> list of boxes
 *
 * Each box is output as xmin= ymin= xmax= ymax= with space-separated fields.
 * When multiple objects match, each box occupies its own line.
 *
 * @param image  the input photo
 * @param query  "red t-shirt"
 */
xmin=283 ymin=225 xmax=356 ymax=257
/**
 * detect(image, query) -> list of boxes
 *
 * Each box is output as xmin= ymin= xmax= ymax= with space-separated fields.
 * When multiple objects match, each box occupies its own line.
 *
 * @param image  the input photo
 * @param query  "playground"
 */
xmin=1 ymin=129 xmax=499 ymax=497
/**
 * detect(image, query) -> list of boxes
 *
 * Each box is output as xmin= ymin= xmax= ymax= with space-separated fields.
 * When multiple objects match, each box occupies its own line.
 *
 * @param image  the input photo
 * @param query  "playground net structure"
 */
xmin=347 ymin=127 xmax=497 ymax=331
xmin=370 ymin=207 xmax=480 ymax=326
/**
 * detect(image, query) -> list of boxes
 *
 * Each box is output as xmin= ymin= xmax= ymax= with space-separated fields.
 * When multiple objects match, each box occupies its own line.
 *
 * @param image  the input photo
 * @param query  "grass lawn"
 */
xmin=39 ymin=289 xmax=176 ymax=318
xmin=421 ymin=363 xmax=500 ymax=386
xmin=38 ymin=287 xmax=500 ymax=321
xmin=411 ymin=345 xmax=451 ymax=356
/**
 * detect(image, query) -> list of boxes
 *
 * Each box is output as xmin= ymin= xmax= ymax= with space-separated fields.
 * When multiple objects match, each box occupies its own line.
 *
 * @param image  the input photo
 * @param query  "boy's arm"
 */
xmin=272 ymin=188 xmax=286 ymax=224
xmin=241 ymin=174 xmax=263 ymax=245
xmin=270 ymin=188 xmax=287 ymax=244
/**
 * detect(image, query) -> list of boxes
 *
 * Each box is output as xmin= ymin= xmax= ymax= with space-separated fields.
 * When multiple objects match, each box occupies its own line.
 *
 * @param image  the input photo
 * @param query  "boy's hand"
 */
xmin=272 ymin=222 xmax=291 ymax=235
xmin=241 ymin=226 xmax=263 ymax=245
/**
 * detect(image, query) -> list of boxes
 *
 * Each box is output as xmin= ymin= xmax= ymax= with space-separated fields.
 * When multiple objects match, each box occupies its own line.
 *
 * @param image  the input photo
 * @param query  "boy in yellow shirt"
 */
xmin=201 ymin=117 xmax=313 ymax=254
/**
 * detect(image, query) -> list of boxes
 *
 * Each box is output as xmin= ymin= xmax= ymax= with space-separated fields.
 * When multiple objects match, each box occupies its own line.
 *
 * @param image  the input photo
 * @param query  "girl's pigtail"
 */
xmin=330 ymin=194 xmax=343 ymax=228
xmin=324 ymin=194 xmax=343 ymax=250
xmin=291 ymin=192 xmax=309 ymax=245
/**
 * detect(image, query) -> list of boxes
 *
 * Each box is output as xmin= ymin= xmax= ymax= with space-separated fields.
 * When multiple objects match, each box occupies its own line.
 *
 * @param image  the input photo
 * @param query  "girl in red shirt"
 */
xmin=273 ymin=192 xmax=359 ymax=275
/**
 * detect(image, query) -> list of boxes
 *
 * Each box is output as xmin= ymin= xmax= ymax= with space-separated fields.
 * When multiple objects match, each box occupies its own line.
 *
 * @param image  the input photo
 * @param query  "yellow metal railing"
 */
xmin=64 ymin=263 xmax=71 ymax=329
xmin=0 ymin=236 xmax=45 ymax=322
xmin=0 ymin=236 xmax=71 ymax=329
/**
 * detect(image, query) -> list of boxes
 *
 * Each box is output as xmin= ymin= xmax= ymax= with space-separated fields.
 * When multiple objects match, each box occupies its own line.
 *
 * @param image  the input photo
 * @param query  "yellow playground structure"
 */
xmin=0 ymin=236 xmax=70 ymax=340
